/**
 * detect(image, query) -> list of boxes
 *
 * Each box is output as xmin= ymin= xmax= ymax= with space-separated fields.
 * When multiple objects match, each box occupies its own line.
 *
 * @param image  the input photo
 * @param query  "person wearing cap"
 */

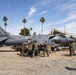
xmin=21 ymin=42 xmax=28 ymax=57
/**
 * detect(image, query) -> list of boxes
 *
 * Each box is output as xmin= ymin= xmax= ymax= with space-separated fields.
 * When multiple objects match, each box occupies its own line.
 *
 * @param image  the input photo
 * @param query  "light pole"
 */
xmin=64 ymin=26 xmax=66 ymax=34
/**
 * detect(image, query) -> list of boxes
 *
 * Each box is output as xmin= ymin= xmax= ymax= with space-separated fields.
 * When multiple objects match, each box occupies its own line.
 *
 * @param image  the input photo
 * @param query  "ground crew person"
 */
xmin=38 ymin=44 xmax=41 ymax=56
xmin=44 ymin=41 xmax=49 ymax=57
xmin=19 ymin=45 xmax=23 ymax=57
xmin=21 ymin=42 xmax=28 ymax=57
xmin=42 ymin=44 xmax=46 ymax=57
xmin=72 ymin=42 xmax=75 ymax=55
xmin=33 ymin=41 xmax=38 ymax=57
xmin=69 ymin=41 xmax=75 ymax=56
xmin=27 ymin=41 xmax=33 ymax=57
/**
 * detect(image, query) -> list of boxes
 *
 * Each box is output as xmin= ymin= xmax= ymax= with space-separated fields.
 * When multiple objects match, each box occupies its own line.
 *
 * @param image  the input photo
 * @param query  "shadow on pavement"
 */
xmin=62 ymin=54 xmax=76 ymax=57
xmin=65 ymin=66 xmax=76 ymax=71
xmin=0 ymin=50 xmax=19 ymax=52
xmin=61 ymin=54 xmax=70 ymax=57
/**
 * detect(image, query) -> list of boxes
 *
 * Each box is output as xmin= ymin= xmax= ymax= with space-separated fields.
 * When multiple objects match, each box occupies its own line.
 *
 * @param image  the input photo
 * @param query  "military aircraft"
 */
xmin=70 ymin=36 xmax=76 ymax=42
xmin=48 ymin=34 xmax=74 ymax=47
xmin=31 ymin=35 xmax=49 ymax=44
xmin=28 ymin=34 xmax=60 ymax=49
xmin=0 ymin=27 xmax=33 ymax=47
xmin=0 ymin=26 xmax=74 ymax=49
xmin=28 ymin=34 xmax=73 ymax=49
xmin=29 ymin=34 xmax=74 ymax=46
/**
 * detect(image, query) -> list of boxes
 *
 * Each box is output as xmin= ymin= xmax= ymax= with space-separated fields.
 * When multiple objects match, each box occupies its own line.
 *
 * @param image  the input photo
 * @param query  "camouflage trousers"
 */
xmin=38 ymin=49 xmax=49 ymax=57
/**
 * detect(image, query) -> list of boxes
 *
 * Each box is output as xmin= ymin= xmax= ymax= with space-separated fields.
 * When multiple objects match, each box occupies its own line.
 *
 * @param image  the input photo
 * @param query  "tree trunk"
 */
xmin=41 ymin=23 xmax=43 ymax=34
xmin=24 ymin=23 xmax=25 ymax=36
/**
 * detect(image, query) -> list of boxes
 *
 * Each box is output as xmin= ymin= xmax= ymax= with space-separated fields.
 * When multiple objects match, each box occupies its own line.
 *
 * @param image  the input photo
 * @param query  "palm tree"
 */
xmin=2 ymin=16 xmax=8 ymax=31
xmin=22 ymin=18 xmax=27 ymax=36
xmin=4 ymin=23 xmax=7 ymax=31
xmin=30 ymin=27 xmax=32 ymax=35
xmin=40 ymin=17 xmax=45 ymax=34
xmin=33 ymin=32 xmax=36 ymax=36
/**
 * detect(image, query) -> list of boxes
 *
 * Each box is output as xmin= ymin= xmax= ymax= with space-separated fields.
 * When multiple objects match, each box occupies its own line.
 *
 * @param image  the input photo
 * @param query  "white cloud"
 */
xmin=56 ymin=14 xmax=76 ymax=24
xmin=54 ymin=0 xmax=76 ymax=13
xmin=35 ymin=0 xmax=53 ymax=7
xmin=68 ymin=10 xmax=76 ymax=16
xmin=41 ymin=0 xmax=53 ymax=5
xmin=27 ymin=7 xmax=36 ymax=18
xmin=65 ymin=22 xmax=76 ymax=31
xmin=49 ymin=11 xmax=76 ymax=26
xmin=39 ymin=10 xmax=48 ymax=15
xmin=61 ymin=0 xmax=76 ymax=11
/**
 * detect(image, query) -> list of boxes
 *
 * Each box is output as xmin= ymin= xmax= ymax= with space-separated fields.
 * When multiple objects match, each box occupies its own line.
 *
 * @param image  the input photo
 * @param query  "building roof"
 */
xmin=51 ymin=28 xmax=76 ymax=37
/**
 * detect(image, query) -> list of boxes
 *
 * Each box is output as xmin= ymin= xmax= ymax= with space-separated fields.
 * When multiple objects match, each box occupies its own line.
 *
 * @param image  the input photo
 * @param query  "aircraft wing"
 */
xmin=0 ymin=37 xmax=8 ymax=42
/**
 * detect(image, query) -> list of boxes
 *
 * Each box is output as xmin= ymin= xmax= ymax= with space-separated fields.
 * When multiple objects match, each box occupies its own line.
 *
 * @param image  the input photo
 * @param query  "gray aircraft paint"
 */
xmin=0 ymin=27 xmax=74 ymax=47
xmin=0 ymin=27 xmax=33 ymax=47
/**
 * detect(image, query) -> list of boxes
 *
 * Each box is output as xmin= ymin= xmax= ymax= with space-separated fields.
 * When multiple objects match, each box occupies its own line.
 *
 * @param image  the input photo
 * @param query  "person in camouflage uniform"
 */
xmin=33 ymin=41 xmax=38 ymax=57
xmin=69 ymin=41 xmax=75 ymax=56
xmin=27 ymin=41 xmax=33 ymax=57
xmin=44 ymin=41 xmax=49 ymax=57
xmin=72 ymin=41 xmax=75 ymax=55
xmin=38 ymin=42 xmax=49 ymax=57
xmin=21 ymin=42 xmax=28 ymax=57
xmin=19 ymin=45 xmax=23 ymax=57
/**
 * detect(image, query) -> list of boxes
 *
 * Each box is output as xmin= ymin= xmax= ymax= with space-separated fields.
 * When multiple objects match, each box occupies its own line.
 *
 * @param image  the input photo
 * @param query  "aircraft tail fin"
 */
xmin=0 ymin=27 xmax=9 ymax=37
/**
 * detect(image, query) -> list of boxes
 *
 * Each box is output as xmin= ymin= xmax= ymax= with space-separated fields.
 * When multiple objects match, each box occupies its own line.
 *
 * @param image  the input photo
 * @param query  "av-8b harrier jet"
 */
xmin=0 ymin=26 xmax=74 ymax=48
xmin=48 ymin=34 xmax=74 ymax=47
xmin=0 ymin=27 xmax=32 ymax=47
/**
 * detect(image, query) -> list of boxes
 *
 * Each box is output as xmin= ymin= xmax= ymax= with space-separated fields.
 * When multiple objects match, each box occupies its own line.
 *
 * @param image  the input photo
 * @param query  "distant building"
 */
xmin=51 ymin=28 xmax=76 ymax=37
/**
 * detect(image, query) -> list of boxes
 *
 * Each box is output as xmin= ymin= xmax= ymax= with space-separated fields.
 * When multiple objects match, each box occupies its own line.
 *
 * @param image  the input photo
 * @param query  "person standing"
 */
xmin=27 ymin=41 xmax=33 ymax=57
xmin=21 ymin=42 xmax=28 ymax=57
xmin=33 ymin=41 xmax=38 ymax=56
xmin=44 ymin=41 xmax=49 ymax=57
xmin=69 ymin=41 xmax=75 ymax=56
xmin=72 ymin=42 xmax=75 ymax=56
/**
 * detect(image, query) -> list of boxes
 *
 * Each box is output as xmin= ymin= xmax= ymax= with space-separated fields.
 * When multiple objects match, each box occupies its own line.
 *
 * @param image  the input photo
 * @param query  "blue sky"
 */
xmin=0 ymin=0 xmax=76 ymax=35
